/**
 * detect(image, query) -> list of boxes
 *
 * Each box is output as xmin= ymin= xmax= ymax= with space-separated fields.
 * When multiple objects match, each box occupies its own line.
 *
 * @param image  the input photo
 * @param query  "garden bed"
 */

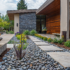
xmin=0 ymin=39 xmax=67 ymax=70
xmin=51 ymin=42 xmax=70 ymax=50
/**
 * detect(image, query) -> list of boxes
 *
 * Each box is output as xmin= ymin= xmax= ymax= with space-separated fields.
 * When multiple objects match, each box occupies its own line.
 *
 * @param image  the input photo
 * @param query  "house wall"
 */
xmin=19 ymin=13 xmax=36 ymax=33
xmin=69 ymin=2 xmax=70 ymax=38
xmin=60 ymin=0 xmax=70 ymax=40
xmin=46 ymin=14 xmax=60 ymax=34
xmin=14 ymin=14 xmax=19 ymax=33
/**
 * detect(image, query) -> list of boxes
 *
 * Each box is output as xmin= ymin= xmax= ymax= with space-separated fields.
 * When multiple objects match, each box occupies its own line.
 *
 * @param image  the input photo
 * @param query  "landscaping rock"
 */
xmin=0 ymin=37 xmax=69 ymax=70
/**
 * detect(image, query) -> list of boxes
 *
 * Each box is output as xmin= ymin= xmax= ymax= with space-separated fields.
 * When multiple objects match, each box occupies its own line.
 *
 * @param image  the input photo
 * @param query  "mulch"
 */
xmin=51 ymin=42 xmax=70 ymax=50
xmin=0 ymin=48 xmax=10 ymax=62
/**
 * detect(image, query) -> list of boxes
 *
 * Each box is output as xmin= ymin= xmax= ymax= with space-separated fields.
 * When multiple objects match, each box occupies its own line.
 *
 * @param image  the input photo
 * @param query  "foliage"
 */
xmin=6 ymin=31 xmax=14 ymax=34
xmin=15 ymin=32 xmax=20 ymax=36
xmin=16 ymin=34 xmax=25 ymax=40
xmin=47 ymin=38 xmax=52 ymax=43
xmin=42 ymin=25 xmax=47 ymax=31
xmin=23 ymin=43 xmax=28 ymax=50
xmin=20 ymin=37 xmax=27 ymax=43
xmin=23 ymin=30 xmax=30 ymax=35
xmin=8 ymin=40 xmax=17 ymax=44
xmin=14 ymin=33 xmax=27 ymax=60
xmin=43 ymin=37 xmax=47 ymax=41
xmin=0 ymin=14 xmax=14 ymax=31
xmin=64 ymin=40 xmax=70 ymax=47
xmin=17 ymin=0 xmax=27 ymax=10
xmin=52 ymin=38 xmax=58 ymax=43
xmin=35 ymin=34 xmax=43 ymax=39
xmin=0 ymin=27 xmax=4 ymax=31
xmin=58 ymin=39 xmax=63 ymax=44
xmin=16 ymin=34 xmax=27 ymax=43
xmin=0 ymin=18 xmax=10 ymax=30
xmin=30 ymin=30 xmax=37 ymax=36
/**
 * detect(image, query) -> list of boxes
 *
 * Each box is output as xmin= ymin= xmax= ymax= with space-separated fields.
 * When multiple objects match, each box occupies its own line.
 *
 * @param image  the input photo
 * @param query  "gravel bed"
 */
xmin=0 ymin=36 xmax=70 ymax=70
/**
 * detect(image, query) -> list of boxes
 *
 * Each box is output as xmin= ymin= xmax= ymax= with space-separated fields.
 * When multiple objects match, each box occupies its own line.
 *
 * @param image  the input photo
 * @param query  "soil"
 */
xmin=0 ymin=48 xmax=10 ymax=62
xmin=51 ymin=42 xmax=70 ymax=50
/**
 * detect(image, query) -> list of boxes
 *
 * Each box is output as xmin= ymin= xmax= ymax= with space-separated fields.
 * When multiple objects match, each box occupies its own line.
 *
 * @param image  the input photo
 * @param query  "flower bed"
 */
xmin=35 ymin=34 xmax=70 ymax=50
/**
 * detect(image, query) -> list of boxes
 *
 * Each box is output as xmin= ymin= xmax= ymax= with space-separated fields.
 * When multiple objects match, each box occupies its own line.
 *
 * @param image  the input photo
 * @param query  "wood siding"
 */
xmin=46 ymin=14 xmax=60 ymax=34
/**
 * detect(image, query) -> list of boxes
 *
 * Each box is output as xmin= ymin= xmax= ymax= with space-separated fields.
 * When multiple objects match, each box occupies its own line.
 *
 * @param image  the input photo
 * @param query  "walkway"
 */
xmin=29 ymin=36 xmax=70 ymax=68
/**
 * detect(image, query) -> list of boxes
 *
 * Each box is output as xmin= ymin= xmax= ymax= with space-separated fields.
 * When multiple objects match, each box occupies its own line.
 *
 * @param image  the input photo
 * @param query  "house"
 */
xmin=7 ymin=0 xmax=70 ymax=40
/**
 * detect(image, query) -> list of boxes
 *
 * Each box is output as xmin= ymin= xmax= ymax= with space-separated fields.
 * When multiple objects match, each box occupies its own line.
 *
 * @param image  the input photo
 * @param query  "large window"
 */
xmin=36 ymin=15 xmax=46 ymax=33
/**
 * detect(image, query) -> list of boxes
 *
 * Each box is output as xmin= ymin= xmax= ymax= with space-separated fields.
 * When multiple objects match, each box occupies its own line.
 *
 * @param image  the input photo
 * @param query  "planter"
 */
xmin=42 ymin=31 xmax=47 ymax=34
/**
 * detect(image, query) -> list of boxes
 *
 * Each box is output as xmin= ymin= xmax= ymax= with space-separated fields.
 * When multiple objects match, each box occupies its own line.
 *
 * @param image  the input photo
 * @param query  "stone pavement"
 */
xmin=38 ymin=45 xmax=63 ymax=51
xmin=0 ymin=34 xmax=14 ymax=43
xmin=47 ymin=52 xmax=70 ymax=68
xmin=34 ymin=42 xmax=50 ymax=46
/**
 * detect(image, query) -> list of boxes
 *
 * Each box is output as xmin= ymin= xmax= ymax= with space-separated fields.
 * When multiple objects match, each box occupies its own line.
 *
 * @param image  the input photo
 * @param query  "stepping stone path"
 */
xmin=47 ymin=52 xmax=70 ymax=68
xmin=29 ymin=36 xmax=70 ymax=68
xmin=32 ymin=39 xmax=42 ymax=42
xmin=34 ymin=42 xmax=50 ymax=46
xmin=38 ymin=45 xmax=63 ymax=51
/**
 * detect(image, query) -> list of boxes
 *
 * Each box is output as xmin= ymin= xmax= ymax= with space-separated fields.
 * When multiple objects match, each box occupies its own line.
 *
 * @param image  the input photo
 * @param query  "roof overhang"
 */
xmin=7 ymin=9 xmax=37 ymax=20
xmin=36 ymin=0 xmax=54 ymax=14
xmin=36 ymin=0 xmax=60 ymax=16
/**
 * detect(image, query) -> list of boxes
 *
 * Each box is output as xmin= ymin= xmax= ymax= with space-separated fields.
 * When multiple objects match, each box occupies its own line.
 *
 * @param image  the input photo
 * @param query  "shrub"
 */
xmin=6 ymin=31 xmax=14 ymax=34
xmin=64 ymin=40 xmax=70 ymax=47
xmin=58 ymin=39 xmax=63 ymax=44
xmin=30 ymin=30 xmax=37 ymax=36
xmin=43 ymin=37 xmax=47 ymax=41
xmin=9 ymin=31 xmax=14 ymax=34
xmin=52 ymin=38 xmax=58 ymax=43
xmin=23 ymin=43 xmax=28 ymax=50
xmin=8 ymin=40 xmax=17 ymax=44
xmin=47 ymin=38 xmax=52 ymax=43
xmin=16 ymin=34 xmax=25 ymax=40
xmin=35 ymin=34 xmax=43 ymax=39
xmin=20 ymin=38 xmax=27 ymax=43
xmin=23 ymin=30 xmax=30 ymax=35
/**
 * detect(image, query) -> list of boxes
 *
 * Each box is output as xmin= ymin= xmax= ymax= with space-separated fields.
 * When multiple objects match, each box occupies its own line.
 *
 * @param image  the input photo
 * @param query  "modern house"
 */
xmin=7 ymin=0 xmax=70 ymax=40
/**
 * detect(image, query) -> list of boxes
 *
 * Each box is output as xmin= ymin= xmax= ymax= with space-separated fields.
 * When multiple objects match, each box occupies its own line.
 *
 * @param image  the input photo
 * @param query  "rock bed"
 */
xmin=0 ymin=39 xmax=70 ymax=70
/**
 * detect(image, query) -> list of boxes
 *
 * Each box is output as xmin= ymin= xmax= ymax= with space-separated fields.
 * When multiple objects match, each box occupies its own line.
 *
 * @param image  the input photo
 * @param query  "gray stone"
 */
xmin=3 ymin=57 xmax=7 ymax=60
xmin=19 ymin=13 xmax=36 ymax=32
xmin=28 ymin=69 xmax=31 ymax=70
xmin=47 ymin=52 xmax=70 ymax=68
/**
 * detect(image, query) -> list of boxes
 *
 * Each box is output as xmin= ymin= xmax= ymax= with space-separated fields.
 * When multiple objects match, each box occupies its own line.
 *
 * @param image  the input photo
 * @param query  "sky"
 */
xmin=0 ymin=0 xmax=46 ymax=15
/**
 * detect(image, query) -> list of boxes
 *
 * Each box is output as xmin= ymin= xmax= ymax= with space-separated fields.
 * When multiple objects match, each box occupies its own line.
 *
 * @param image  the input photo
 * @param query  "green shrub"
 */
xmin=53 ymin=38 xmax=58 ymax=43
xmin=23 ymin=30 xmax=30 ymax=35
xmin=9 ymin=31 xmax=14 ymax=34
xmin=30 ymin=30 xmax=37 ymax=36
xmin=58 ymin=39 xmax=63 ymax=44
xmin=43 ymin=37 xmax=47 ymax=41
xmin=6 ymin=31 xmax=14 ymax=34
xmin=23 ymin=43 xmax=28 ymax=50
xmin=6 ymin=30 xmax=8 ymax=34
xmin=47 ymin=38 xmax=52 ymax=43
xmin=64 ymin=40 xmax=70 ymax=47
xmin=8 ymin=40 xmax=17 ymax=44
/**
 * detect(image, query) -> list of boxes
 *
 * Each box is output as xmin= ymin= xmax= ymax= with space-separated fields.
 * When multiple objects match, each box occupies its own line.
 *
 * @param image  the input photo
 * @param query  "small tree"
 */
xmin=17 ymin=0 xmax=27 ymax=10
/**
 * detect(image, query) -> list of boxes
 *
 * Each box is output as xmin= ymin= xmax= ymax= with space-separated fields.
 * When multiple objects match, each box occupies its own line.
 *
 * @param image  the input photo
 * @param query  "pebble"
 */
xmin=0 ymin=36 xmax=69 ymax=70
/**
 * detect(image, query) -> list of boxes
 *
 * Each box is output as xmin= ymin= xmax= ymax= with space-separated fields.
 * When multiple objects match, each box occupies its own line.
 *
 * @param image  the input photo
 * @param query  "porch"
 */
xmin=36 ymin=0 xmax=70 ymax=40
